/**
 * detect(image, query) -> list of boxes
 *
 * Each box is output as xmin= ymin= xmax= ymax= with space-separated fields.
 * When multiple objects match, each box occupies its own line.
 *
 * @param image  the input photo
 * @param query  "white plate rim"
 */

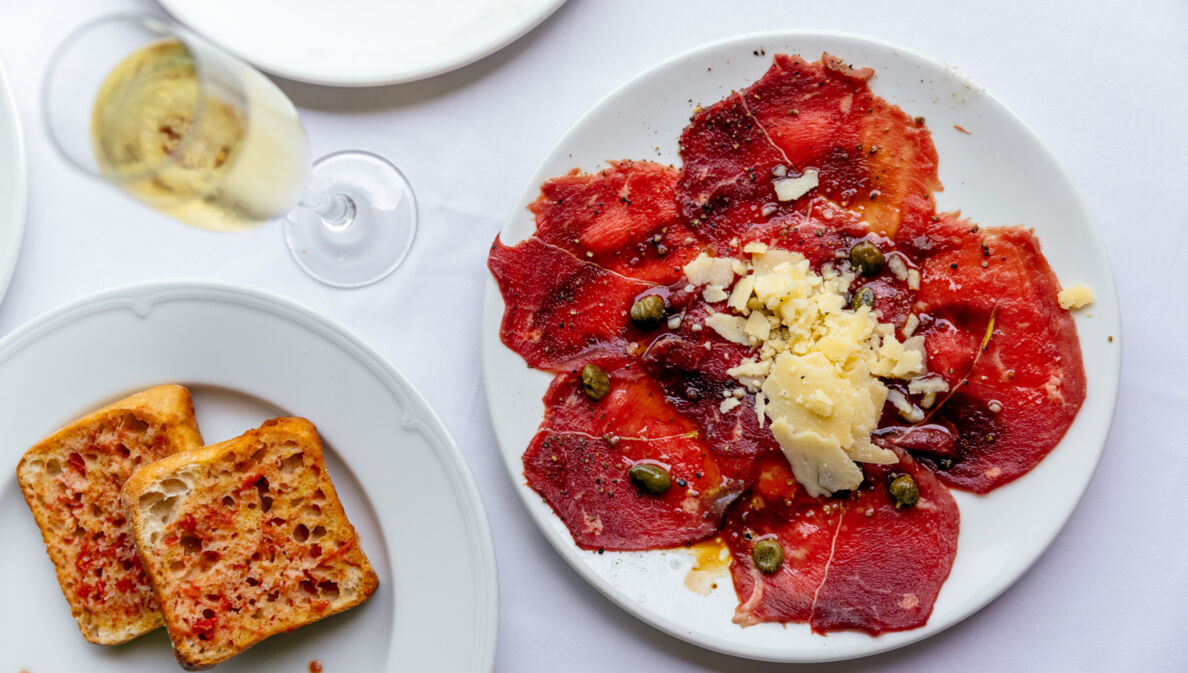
xmin=158 ymin=0 xmax=569 ymax=87
xmin=0 ymin=57 xmax=28 ymax=307
xmin=481 ymin=29 xmax=1122 ymax=663
xmin=1 ymin=279 xmax=499 ymax=672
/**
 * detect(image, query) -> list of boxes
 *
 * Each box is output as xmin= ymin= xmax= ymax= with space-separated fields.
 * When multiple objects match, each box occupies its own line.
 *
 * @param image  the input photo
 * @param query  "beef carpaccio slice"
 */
xmin=523 ymin=367 xmax=749 ymax=550
xmin=724 ymin=450 xmax=959 ymax=634
xmin=678 ymin=53 xmax=940 ymax=246
xmin=489 ymin=235 xmax=657 ymax=371
xmin=895 ymin=213 xmax=1087 ymax=492
xmin=641 ymin=301 xmax=780 ymax=464
xmin=529 ymin=160 xmax=703 ymax=284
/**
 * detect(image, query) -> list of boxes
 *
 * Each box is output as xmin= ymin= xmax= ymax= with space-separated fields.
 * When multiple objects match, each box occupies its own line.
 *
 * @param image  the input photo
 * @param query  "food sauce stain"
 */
xmin=684 ymin=537 xmax=732 ymax=595
xmin=309 ymin=660 xmax=323 ymax=673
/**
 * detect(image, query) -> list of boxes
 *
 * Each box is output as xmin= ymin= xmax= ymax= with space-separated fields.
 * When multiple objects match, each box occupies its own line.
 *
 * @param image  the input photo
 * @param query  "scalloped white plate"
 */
xmin=482 ymin=31 xmax=1121 ymax=662
xmin=160 ymin=0 xmax=567 ymax=86
xmin=0 ymin=281 xmax=497 ymax=672
xmin=0 ymin=58 xmax=27 ymax=306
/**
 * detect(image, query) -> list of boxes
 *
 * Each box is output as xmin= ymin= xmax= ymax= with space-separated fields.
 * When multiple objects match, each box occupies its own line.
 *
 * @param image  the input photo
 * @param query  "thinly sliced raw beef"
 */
xmin=734 ymin=198 xmax=870 ymax=269
xmin=746 ymin=54 xmax=941 ymax=238
xmin=523 ymin=368 xmax=746 ymax=550
xmin=724 ymin=449 xmax=958 ymax=634
xmin=896 ymin=213 xmax=1087 ymax=492
xmin=677 ymin=88 xmax=795 ymax=245
xmin=529 ymin=161 xmax=703 ymax=284
xmin=489 ymin=235 xmax=656 ymax=371
xmin=641 ymin=302 xmax=780 ymax=465
xmin=678 ymin=53 xmax=940 ymax=245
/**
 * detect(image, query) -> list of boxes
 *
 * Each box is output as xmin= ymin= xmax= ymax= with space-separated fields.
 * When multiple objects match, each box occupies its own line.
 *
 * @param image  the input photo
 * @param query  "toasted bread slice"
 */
xmin=16 ymin=385 xmax=204 ymax=644
xmin=124 ymin=417 xmax=378 ymax=670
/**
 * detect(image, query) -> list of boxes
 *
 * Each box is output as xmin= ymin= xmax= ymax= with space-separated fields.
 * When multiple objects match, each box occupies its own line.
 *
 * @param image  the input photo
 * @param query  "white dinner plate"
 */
xmin=0 ymin=281 xmax=497 ymax=672
xmin=159 ymin=0 xmax=568 ymax=86
xmin=482 ymin=31 xmax=1121 ymax=662
xmin=0 ymin=58 xmax=27 ymax=305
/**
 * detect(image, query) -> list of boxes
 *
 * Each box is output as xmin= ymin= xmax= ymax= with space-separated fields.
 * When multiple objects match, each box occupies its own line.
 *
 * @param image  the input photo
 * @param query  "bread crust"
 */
xmin=16 ymin=385 xmax=204 ymax=644
xmin=123 ymin=417 xmax=378 ymax=669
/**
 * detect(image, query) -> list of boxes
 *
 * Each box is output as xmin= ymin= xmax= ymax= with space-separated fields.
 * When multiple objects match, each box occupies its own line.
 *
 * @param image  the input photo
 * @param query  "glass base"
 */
xmin=283 ymin=150 xmax=417 ymax=288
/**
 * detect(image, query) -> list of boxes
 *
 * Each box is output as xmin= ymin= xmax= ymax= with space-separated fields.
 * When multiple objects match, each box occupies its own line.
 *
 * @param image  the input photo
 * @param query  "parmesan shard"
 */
xmin=773 ymin=169 xmax=820 ymax=202
xmin=1057 ymin=283 xmax=1094 ymax=310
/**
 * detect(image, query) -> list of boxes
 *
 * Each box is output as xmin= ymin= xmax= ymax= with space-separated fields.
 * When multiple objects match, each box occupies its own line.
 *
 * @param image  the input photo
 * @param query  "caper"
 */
xmin=628 ymin=463 xmax=672 ymax=495
xmin=581 ymin=364 xmax=610 ymax=401
xmin=850 ymin=286 xmax=876 ymax=311
xmin=850 ymin=241 xmax=885 ymax=276
xmin=888 ymin=474 xmax=920 ymax=509
xmin=752 ymin=538 xmax=784 ymax=574
xmin=630 ymin=294 xmax=667 ymax=327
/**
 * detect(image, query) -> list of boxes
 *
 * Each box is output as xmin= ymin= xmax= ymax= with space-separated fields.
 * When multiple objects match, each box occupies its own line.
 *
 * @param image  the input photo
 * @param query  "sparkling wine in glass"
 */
xmin=44 ymin=13 xmax=417 ymax=287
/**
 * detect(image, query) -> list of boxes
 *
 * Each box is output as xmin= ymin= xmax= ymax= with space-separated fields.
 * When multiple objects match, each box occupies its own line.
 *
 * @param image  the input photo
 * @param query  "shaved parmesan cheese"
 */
xmin=702 ymin=285 xmax=729 ymax=303
xmin=1057 ymin=283 xmax=1094 ymax=310
xmin=683 ymin=252 xmax=736 ymax=287
xmin=773 ymin=169 xmax=819 ymax=202
xmin=908 ymin=375 xmax=950 ymax=395
xmin=720 ymin=397 xmax=742 ymax=414
xmin=907 ymin=268 xmax=921 ymax=291
xmin=705 ymin=313 xmax=748 ymax=345
xmin=887 ymin=388 xmax=925 ymax=422
xmin=902 ymin=313 xmax=920 ymax=338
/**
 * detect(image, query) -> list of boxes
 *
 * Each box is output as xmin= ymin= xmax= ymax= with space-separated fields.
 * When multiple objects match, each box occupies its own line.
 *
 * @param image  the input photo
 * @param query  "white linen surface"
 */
xmin=2 ymin=0 xmax=1185 ymax=670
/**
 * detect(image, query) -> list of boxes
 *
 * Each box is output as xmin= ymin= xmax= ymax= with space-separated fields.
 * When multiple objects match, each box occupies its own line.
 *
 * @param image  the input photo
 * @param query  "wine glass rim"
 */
xmin=42 ymin=11 xmax=220 ymax=183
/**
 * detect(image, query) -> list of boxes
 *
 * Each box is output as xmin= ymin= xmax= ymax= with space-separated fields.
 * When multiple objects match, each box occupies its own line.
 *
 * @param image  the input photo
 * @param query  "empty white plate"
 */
xmin=0 ymin=58 xmax=27 ymax=305
xmin=160 ymin=0 xmax=568 ymax=86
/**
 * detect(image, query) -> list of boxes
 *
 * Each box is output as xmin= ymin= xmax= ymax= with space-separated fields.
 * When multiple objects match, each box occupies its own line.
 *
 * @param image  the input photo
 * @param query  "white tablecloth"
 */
xmin=2 ymin=0 xmax=1185 ymax=670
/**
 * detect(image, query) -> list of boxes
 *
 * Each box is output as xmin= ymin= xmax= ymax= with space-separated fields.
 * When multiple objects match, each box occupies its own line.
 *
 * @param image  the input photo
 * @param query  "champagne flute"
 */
xmin=43 ymin=13 xmax=417 ymax=287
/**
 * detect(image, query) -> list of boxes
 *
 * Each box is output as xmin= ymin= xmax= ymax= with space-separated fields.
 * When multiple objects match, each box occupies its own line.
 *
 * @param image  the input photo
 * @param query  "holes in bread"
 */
xmin=179 ymin=533 xmax=202 ymax=554
xmin=169 ymin=560 xmax=186 ymax=574
xmin=251 ymin=608 xmax=263 ymax=620
xmin=115 ymin=443 xmax=131 ymax=459
xmin=294 ymin=523 xmax=309 ymax=542
xmin=198 ymin=551 xmax=220 ymax=572
xmin=140 ymin=491 xmax=181 ymax=532
xmin=300 ymin=580 xmax=317 ymax=595
xmin=250 ymin=447 xmax=268 ymax=465
xmin=160 ymin=478 xmax=189 ymax=496
xmin=202 ymin=608 xmax=216 ymax=619
xmin=261 ymin=496 xmax=274 ymax=513
xmin=281 ymin=452 xmax=304 ymax=473
xmin=221 ymin=495 xmax=235 ymax=508
xmin=120 ymin=413 xmax=149 ymax=434
xmin=310 ymin=544 xmax=322 ymax=558
xmin=311 ymin=525 xmax=327 ymax=541
xmin=318 ymin=581 xmax=339 ymax=600
xmin=266 ymin=591 xmax=279 ymax=602
xmin=313 ymin=488 xmax=325 ymax=502
xmin=44 ymin=459 xmax=62 ymax=477
xmin=303 ymin=505 xmax=322 ymax=519
xmin=89 ymin=503 xmax=103 ymax=518
xmin=246 ymin=577 xmax=260 ymax=587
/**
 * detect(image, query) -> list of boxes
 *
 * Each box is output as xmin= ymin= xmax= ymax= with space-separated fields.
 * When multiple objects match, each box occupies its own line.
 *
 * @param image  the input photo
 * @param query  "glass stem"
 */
xmin=298 ymin=190 xmax=356 ymax=231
